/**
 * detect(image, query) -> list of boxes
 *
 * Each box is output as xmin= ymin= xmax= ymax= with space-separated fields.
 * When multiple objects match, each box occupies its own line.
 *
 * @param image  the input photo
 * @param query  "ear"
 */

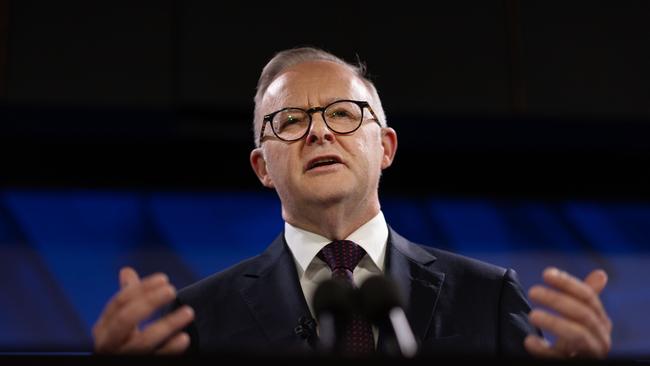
xmin=250 ymin=148 xmax=275 ymax=188
xmin=379 ymin=127 xmax=398 ymax=170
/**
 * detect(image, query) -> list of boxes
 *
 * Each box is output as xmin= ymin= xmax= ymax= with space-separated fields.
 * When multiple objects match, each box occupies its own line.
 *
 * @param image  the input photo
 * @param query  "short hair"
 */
xmin=253 ymin=47 xmax=387 ymax=147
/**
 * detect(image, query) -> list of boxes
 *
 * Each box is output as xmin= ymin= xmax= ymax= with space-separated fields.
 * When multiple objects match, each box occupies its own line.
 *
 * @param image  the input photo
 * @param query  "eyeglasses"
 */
xmin=260 ymin=99 xmax=381 ymax=143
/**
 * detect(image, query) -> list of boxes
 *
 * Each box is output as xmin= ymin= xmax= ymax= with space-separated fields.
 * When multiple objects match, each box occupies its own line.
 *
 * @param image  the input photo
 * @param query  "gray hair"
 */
xmin=253 ymin=47 xmax=387 ymax=147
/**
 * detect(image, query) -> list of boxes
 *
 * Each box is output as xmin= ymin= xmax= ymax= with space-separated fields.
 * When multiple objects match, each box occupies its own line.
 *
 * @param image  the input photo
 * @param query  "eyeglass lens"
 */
xmin=271 ymin=101 xmax=363 ymax=140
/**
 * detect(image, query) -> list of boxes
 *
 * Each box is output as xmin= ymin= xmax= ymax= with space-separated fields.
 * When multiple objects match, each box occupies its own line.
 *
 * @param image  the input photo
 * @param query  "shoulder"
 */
xmin=412 ymin=242 xmax=526 ymax=307
xmin=177 ymin=254 xmax=262 ymax=304
xmin=425 ymin=245 xmax=510 ymax=279
xmin=177 ymin=232 xmax=286 ymax=304
xmin=401 ymin=236 xmax=533 ymax=317
xmin=390 ymin=227 xmax=512 ymax=281
xmin=394 ymin=230 xmax=521 ymax=293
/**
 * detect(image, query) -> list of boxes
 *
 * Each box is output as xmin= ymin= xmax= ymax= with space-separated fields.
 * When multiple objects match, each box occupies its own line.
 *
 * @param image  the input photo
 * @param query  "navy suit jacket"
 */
xmin=174 ymin=227 xmax=538 ymax=357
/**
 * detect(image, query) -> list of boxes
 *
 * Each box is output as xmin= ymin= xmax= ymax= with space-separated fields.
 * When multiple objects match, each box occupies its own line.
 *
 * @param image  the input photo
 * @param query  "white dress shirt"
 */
xmin=284 ymin=211 xmax=388 ymax=343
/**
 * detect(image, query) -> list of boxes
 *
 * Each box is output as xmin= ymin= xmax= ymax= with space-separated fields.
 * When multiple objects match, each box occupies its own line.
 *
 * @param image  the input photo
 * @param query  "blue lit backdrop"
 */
xmin=0 ymin=189 xmax=648 ymax=356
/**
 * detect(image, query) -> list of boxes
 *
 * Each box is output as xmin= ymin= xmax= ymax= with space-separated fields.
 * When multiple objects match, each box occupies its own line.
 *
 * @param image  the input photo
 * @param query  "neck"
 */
xmin=283 ymin=195 xmax=381 ymax=240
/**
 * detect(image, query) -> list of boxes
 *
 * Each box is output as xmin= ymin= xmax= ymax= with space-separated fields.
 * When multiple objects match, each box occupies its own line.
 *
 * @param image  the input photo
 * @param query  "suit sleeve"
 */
xmin=498 ymin=268 xmax=543 ymax=358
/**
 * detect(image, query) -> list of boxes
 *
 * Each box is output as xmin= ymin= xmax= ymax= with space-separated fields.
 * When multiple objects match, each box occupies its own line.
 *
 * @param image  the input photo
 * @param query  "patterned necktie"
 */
xmin=317 ymin=240 xmax=374 ymax=355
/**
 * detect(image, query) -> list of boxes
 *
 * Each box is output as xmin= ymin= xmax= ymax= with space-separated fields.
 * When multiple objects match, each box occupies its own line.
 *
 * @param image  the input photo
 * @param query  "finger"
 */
xmin=100 ymin=273 xmax=170 ymax=326
xmin=524 ymin=334 xmax=563 ymax=359
xmin=153 ymin=332 xmax=191 ymax=355
xmin=528 ymin=309 xmax=606 ymax=358
xmin=121 ymin=306 xmax=194 ymax=354
xmin=94 ymin=272 xmax=171 ymax=353
xmin=584 ymin=269 xmax=608 ymax=295
xmin=528 ymin=286 xmax=610 ymax=349
xmin=542 ymin=267 xmax=608 ymax=323
xmin=120 ymin=267 xmax=141 ymax=289
xmin=582 ymin=270 xmax=613 ymax=333
xmin=97 ymin=283 xmax=177 ymax=352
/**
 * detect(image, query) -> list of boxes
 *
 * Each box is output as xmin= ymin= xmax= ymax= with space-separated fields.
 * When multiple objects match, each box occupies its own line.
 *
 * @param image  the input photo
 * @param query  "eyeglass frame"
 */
xmin=259 ymin=99 xmax=382 ymax=143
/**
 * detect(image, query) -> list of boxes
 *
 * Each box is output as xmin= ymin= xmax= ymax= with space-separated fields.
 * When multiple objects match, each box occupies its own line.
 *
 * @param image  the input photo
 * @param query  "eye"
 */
xmin=327 ymin=108 xmax=354 ymax=119
xmin=329 ymin=110 xmax=350 ymax=118
xmin=283 ymin=114 xmax=302 ymax=124
xmin=274 ymin=110 xmax=308 ymax=131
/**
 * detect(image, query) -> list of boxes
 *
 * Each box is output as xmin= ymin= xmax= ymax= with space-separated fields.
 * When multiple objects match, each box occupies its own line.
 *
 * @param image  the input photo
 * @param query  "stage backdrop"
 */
xmin=0 ymin=189 xmax=648 ymax=356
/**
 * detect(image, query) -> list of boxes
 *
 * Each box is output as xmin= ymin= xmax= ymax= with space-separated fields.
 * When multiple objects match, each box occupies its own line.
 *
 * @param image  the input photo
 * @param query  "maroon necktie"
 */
xmin=318 ymin=240 xmax=375 ymax=355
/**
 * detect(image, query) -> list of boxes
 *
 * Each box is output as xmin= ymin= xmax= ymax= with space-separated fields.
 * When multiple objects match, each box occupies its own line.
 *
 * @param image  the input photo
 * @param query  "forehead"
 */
xmin=262 ymin=60 xmax=371 ymax=111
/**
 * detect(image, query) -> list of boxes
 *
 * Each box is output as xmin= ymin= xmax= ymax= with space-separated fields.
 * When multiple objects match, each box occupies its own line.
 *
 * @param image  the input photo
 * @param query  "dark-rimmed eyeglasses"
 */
xmin=260 ymin=99 xmax=381 ymax=143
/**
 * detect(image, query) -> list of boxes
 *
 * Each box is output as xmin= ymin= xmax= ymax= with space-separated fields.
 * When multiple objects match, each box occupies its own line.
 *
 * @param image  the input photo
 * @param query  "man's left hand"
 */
xmin=524 ymin=267 xmax=612 ymax=359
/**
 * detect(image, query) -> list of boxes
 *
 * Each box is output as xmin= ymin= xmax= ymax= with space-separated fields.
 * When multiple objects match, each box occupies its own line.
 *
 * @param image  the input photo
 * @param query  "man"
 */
xmin=92 ymin=47 xmax=612 ymax=358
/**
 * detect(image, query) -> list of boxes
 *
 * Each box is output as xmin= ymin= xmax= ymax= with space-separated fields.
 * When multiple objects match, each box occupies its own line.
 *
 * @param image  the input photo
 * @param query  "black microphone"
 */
xmin=294 ymin=315 xmax=318 ymax=348
xmin=359 ymin=275 xmax=418 ymax=358
xmin=312 ymin=278 xmax=355 ymax=353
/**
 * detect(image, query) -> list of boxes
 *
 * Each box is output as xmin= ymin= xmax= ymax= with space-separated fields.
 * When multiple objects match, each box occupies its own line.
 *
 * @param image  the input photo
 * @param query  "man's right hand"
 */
xmin=92 ymin=267 xmax=195 ymax=354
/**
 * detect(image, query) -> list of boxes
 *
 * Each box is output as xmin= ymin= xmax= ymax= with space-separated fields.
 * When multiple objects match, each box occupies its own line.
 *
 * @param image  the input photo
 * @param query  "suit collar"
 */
xmin=388 ymin=227 xmax=437 ymax=266
xmin=283 ymin=211 xmax=389 ymax=275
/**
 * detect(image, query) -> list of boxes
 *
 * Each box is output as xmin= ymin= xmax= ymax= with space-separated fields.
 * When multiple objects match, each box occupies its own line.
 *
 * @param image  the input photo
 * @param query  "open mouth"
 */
xmin=306 ymin=156 xmax=343 ymax=171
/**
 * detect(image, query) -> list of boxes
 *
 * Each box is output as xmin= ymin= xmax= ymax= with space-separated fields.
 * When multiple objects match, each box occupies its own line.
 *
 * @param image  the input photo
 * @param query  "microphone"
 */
xmin=312 ymin=278 xmax=355 ymax=353
xmin=294 ymin=315 xmax=318 ymax=348
xmin=359 ymin=275 xmax=418 ymax=358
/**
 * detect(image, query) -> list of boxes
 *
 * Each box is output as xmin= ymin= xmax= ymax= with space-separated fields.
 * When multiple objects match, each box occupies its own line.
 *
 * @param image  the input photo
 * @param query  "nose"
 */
xmin=306 ymin=113 xmax=334 ymax=144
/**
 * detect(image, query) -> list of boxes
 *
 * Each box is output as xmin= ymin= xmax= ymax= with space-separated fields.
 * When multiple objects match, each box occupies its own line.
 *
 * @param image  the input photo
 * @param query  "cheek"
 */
xmin=265 ymin=148 xmax=297 ymax=182
xmin=350 ymin=133 xmax=383 ymax=172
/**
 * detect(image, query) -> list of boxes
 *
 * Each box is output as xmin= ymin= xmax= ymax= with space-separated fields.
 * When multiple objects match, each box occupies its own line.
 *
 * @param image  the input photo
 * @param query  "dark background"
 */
xmin=0 ymin=0 xmax=649 ymax=356
xmin=1 ymin=0 xmax=648 ymax=198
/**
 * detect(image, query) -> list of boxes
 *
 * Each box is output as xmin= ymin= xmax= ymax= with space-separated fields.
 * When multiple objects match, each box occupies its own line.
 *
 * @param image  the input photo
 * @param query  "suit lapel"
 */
xmin=385 ymin=228 xmax=445 ymax=343
xmin=238 ymin=233 xmax=313 ymax=351
xmin=236 ymin=228 xmax=445 ymax=352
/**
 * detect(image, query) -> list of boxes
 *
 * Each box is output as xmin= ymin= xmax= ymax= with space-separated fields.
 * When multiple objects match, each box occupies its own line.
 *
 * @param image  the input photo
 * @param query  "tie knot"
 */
xmin=318 ymin=240 xmax=367 ymax=273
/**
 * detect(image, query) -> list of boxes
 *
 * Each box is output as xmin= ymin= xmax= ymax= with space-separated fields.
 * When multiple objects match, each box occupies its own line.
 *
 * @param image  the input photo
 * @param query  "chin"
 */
xmin=305 ymin=187 xmax=351 ymax=206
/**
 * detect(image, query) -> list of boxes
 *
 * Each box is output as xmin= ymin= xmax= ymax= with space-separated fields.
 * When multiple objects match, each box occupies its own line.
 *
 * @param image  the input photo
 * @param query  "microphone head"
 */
xmin=312 ymin=278 xmax=355 ymax=321
xmin=359 ymin=275 xmax=403 ymax=324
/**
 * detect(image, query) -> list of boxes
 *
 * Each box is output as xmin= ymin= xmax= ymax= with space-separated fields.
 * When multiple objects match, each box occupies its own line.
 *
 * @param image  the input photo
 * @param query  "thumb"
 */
xmin=584 ymin=269 xmax=608 ymax=295
xmin=119 ymin=266 xmax=140 ymax=289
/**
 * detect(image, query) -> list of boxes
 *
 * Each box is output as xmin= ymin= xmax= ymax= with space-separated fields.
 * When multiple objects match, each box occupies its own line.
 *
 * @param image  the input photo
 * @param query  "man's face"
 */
xmin=250 ymin=60 xmax=397 ymax=219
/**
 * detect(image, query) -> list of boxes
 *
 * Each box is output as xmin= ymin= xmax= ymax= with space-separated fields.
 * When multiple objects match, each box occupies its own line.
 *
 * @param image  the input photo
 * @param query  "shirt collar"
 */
xmin=284 ymin=211 xmax=388 ymax=276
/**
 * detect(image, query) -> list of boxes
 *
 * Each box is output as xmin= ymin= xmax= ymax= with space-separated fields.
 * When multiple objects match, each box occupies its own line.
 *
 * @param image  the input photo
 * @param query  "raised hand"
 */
xmin=525 ymin=267 xmax=612 ymax=359
xmin=92 ymin=267 xmax=195 ymax=354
